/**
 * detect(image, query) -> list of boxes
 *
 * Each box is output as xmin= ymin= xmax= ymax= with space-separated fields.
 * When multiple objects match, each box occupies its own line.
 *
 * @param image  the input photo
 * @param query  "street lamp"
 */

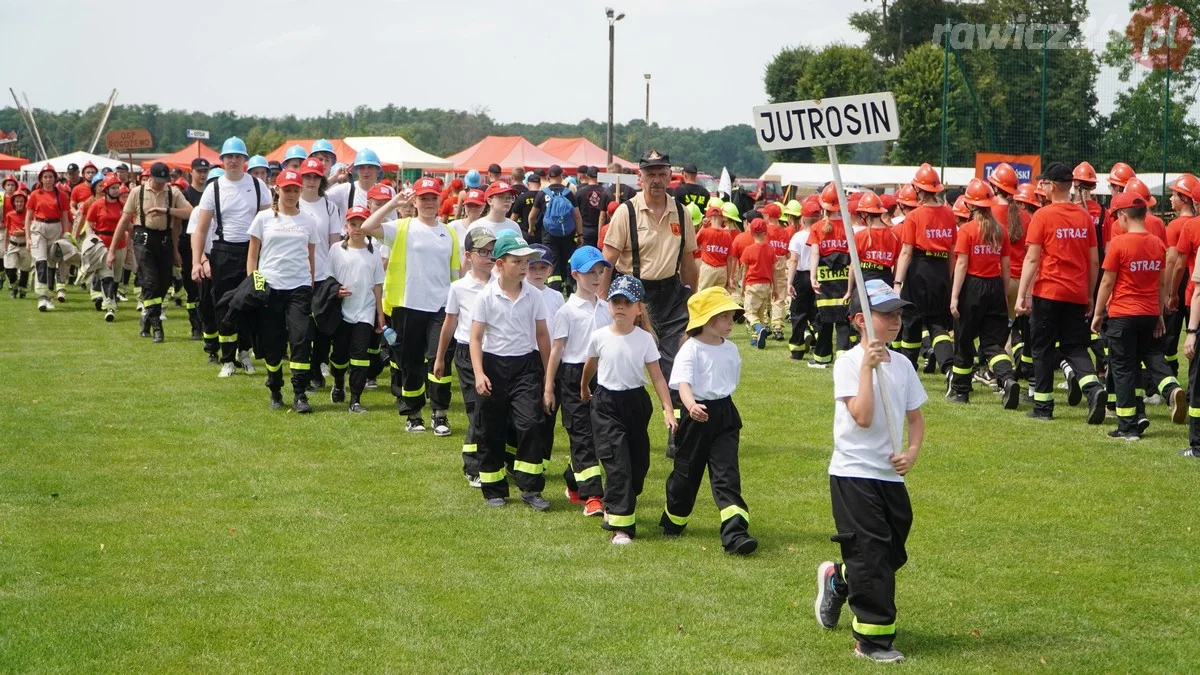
xmin=644 ymin=73 xmax=651 ymax=150
xmin=606 ymin=7 xmax=625 ymax=164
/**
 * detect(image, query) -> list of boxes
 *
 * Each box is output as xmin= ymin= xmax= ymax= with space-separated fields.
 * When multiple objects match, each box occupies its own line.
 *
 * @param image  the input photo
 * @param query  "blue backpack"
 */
xmin=542 ymin=186 xmax=574 ymax=237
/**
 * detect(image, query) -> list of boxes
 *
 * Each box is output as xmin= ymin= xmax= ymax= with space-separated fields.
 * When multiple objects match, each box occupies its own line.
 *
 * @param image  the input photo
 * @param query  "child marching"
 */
xmin=326 ymin=206 xmax=386 ymax=414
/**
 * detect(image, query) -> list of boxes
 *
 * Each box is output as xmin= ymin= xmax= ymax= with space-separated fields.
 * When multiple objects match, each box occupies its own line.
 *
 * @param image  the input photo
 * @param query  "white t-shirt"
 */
xmin=552 ymin=294 xmax=611 ymax=364
xmin=381 ymin=218 xmax=455 ymax=312
xmin=445 ymin=274 xmax=488 ymax=344
xmin=198 ymin=174 xmax=271 ymax=243
xmin=669 ymin=338 xmax=741 ymax=400
xmin=473 ymin=279 xmax=550 ymax=356
xmin=535 ymin=285 xmax=564 ymax=333
xmin=185 ymin=208 xmax=215 ymax=254
xmin=300 ymin=195 xmax=341 ymax=279
xmin=327 ymin=242 xmax=385 ymax=324
xmin=248 ymin=210 xmax=321 ymax=290
xmin=326 ymin=180 xmax=371 ymax=218
xmin=830 ymin=345 xmax=928 ymax=482
xmin=788 ymin=228 xmax=814 ymax=271
xmin=586 ymin=326 xmax=660 ymax=391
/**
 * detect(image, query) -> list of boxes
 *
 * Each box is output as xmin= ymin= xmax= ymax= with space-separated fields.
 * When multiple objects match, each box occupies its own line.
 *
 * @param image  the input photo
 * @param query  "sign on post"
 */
xmin=186 ymin=129 xmax=210 ymax=140
xmin=105 ymin=128 xmax=153 ymax=151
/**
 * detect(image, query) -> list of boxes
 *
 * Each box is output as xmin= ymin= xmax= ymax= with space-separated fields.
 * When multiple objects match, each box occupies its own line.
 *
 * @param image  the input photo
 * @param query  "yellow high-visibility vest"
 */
xmin=382 ymin=217 xmax=460 ymax=309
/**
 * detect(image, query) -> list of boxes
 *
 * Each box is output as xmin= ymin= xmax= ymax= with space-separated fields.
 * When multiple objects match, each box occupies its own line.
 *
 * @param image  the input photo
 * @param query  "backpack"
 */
xmin=542 ymin=186 xmax=574 ymax=237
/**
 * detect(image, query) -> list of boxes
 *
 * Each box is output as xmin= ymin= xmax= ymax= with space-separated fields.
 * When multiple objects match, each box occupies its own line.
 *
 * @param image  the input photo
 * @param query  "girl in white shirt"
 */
xmin=450 ymin=189 xmax=486 ymax=273
xmin=660 ymin=287 xmax=756 ymax=555
xmin=299 ymin=158 xmax=342 ymax=390
xmin=247 ymin=169 xmax=321 ymax=412
xmin=581 ymin=275 xmax=678 ymax=545
xmin=327 ymin=206 xmax=385 ymax=414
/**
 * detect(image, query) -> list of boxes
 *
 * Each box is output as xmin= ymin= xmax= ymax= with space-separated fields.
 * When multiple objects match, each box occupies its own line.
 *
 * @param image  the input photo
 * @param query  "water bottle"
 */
xmin=382 ymin=326 xmax=397 ymax=346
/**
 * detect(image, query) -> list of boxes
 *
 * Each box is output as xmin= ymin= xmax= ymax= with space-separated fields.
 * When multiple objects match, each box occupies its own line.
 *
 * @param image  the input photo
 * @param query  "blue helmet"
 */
xmin=219 ymin=136 xmax=249 ymax=158
xmin=91 ymin=173 xmax=105 ymax=186
xmin=566 ymin=176 xmax=578 ymax=186
xmin=310 ymin=138 xmax=335 ymax=156
xmin=284 ymin=145 xmax=308 ymax=162
xmin=206 ymin=168 xmax=225 ymax=183
xmin=247 ymin=155 xmax=269 ymax=171
xmin=352 ymin=148 xmax=381 ymax=169
xmin=465 ymin=169 xmax=482 ymax=188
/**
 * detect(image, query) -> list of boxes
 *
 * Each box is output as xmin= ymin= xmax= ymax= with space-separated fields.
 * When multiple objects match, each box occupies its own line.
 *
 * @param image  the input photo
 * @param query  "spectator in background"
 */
xmin=487 ymin=163 xmax=503 ymax=185
xmin=672 ymin=163 xmax=710 ymax=215
xmin=574 ymin=166 xmax=610 ymax=248
xmin=512 ymin=173 xmax=541 ymax=239
xmin=528 ymin=165 xmax=582 ymax=292
xmin=607 ymin=162 xmax=637 ymax=204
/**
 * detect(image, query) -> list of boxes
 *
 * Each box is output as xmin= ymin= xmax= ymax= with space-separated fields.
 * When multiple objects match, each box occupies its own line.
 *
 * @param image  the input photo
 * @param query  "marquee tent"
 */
xmin=140 ymin=140 xmax=221 ymax=172
xmin=343 ymin=136 xmax=452 ymax=171
xmin=447 ymin=136 xmax=565 ymax=172
xmin=264 ymin=139 xmax=399 ymax=172
xmin=537 ymin=137 xmax=636 ymax=170
xmin=20 ymin=151 xmax=128 ymax=174
xmin=0 ymin=152 xmax=27 ymax=171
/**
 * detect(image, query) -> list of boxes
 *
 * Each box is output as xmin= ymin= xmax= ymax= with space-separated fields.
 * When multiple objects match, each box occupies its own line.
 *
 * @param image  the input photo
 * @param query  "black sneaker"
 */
xmin=944 ymin=370 xmax=954 ymax=398
xmin=1179 ymin=448 xmax=1200 ymax=458
xmin=1086 ymin=387 xmax=1106 ymax=425
xmin=728 ymin=536 xmax=758 ymax=555
xmin=349 ymin=402 xmax=368 ymax=414
xmin=1136 ymin=417 xmax=1151 ymax=435
xmin=206 ymin=353 xmax=219 ymax=365
xmin=945 ymin=391 xmax=969 ymax=404
xmin=432 ymin=413 xmax=451 ymax=437
xmin=330 ymin=386 xmax=345 ymax=404
xmin=1002 ymin=379 xmax=1020 ymax=410
xmin=269 ymin=391 xmax=284 ymax=410
xmin=520 ymin=492 xmax=551 ymax=512
xmin=485 ymin=497 xmax=506 ymax=507
xmin=1025 ymin=409 xmax=1053 ymax=421
xmin=405 ymin=417 xmax=426 ymax=432
xmin=922 ymin=356 xmax=936 ymax=374
xmin=814 ymin=561 xmax=847 ymax=629
xmin=771 ymin=329 xmax=784 ymax=341
xmin=1066 ymin=370 xmax=1082 ymax=406
xmin=94 ymin=297 xmax=102 ymax=311
xmin=1107 ymin=428 xmax=1141 ymax=441
xmin=190 ymin=326 xmax=202 ymax=341
xmin=152 ymin=323 xmax=164 ymax=343
xmin=855 ymin=643 xmax=905 ymax=663
xmin=294 ymin=394 xmax=313 ymax=414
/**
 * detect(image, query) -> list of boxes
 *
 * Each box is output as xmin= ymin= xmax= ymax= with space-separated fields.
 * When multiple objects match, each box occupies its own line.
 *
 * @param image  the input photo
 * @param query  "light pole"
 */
xmin=643 ymin=73 xmax=651 ymax=150
xmin=606 ymin=7 xmax=625 ymax=164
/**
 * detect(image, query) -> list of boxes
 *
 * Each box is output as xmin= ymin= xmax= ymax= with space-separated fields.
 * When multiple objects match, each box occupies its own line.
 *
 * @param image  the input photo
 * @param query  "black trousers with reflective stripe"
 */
xmin=1031 ymin=297 xmax=1100 ymax=414
xmin=592 ymin=386 xmax=652 ymax=536
xmin=1106 ymin=315 xmax=1161 ymax=432
xmin=178 ymin=236 xmax=200 ymax=309
xmin=388 ymin=306 xmax=449 ymax=416
xmin=1189 ymin=352 xmax=1200 ymax=449
xmin=133 ymin=227 xmax=172 ymax=322
xmin=257 ymin=286 xmax=314 ymax=395
xmin=540 ymin=234 xmax=575 ymax=293
xmin=900 ymin=253 xmax=953 ymax=372
xmin=310 ymin=316 xmax=332 ymax=377
xmin=454 ymin=342 xmax=482 ymax=478
xmin=198 ymin=275 xmax=218 ymax=356
xmin=830 ymin=475 xmax=911 ymax=651
xmin=951 ymin=275 xmax=1014 ymax=394
xmin=210 ymin=241 xmax=251 ymax=363
xmin=558 ymin=362 xmax=602 ymax=499
xmin=477 ymin=352 xmax=546 ymax=499
xmin=660 ymin=397 xmax=749 ymax=549
xmin=1010 ymin=314 xmax=1033 ymax=378
xmin=789 ymin=272 xmax=816 ymax=355
xmin=330 ymin=320 xmax=375 ymax=399
xmin=812 ymin=267 xmax=849 ymax=363
xmin=1163 ymin=292 xmax=1185 ymax=377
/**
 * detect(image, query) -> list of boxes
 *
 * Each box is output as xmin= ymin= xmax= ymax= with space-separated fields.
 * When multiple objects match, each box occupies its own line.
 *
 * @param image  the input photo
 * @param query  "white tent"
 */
xmin=20 ymin=151 xmax=130 ymax=174
xmin=343 ymin=136 xmax=452 ymax=171
xmin=761 ymin=162 xmax=977 ymax=190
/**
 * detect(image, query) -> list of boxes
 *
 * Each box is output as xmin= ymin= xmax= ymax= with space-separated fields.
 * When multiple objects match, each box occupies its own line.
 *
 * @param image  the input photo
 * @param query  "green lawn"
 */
xmin=2 ymin=291 xmax=1198 ymax=673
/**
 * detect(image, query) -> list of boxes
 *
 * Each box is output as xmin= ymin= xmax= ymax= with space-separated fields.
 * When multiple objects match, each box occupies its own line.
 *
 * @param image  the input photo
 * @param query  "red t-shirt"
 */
xmin=1110 ymin=212 xmax=1167 ymax=244
xmin=1102 ymin=231 xmax=1166 ymax=317
xmin=438 ymin=196 xmax=458 ymax=219
xmin=767 ymin=223 xmax=790 ymax=259
xmin=854 ymin=226 xmax=900 ymax=271
xmin=4 ymin=209 xmax=26 ymax=238
xmin=86 ymin=199 xmax=126 ymax=249
xmin=740 ymin=241 xmax=776 ymax=286
xmin=696 ymin=226 xmax=733 ymax=267
xmin=806 ymin=220 xmax=850 ymax=257
xmin=992 ymin=205 xmax=1031 ymax=280
xmin=1027 ymin=202 xmax=1097 ymax=304
xmin=26 ymin=187 xmax=67 ymax=221
xmin=1177 ymin=217 xmax=1200 ymax=305
xmin=70 ymin=182 xmax=93 ymax=210
xmin=730 ymin=230 xmax=754 ymax=262
xmin=598 ymin=223 xmax=609 ymax=249
xmin=901 ymin=204 xmax=957 ymax=254
xmin=954 ymin=219 xmax=1011 ymax=278
xmin=1167 ymin=215 xmax=1190 ymax=248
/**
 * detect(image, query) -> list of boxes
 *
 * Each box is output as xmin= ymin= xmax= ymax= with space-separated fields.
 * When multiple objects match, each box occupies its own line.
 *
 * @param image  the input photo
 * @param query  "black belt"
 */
xmin=35 ymin=218 xmax=61 ymax=224
xmin=211 ymin=240 xmax=250 ymax=250
xmin=913 ymin=248 xmax=950 ymax=259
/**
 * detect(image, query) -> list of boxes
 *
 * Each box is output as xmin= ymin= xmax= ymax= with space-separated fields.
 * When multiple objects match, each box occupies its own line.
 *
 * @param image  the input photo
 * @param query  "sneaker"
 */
xmin=790 ymin=351 xmax=804 ymax=361
xmin=465 ymin=474 xmax=482 ymax=488
xmin=116 ymin=291 xmax=128 ymax=302
xmin=1145 ymin=393 xmax=1164 ymax=406
xmin=973 ymin=369 xmax=996 ymax=387
xmin=218 ymin=362 xmax=237 ymax=378
xmin=1170 ymin=387 xmax=1187 ymax=424
xmin=728 ymin=536 xmax=758 ymax=555
xmin=564 ymin=488 xmax=584 ymax=505
xmin=104 ymin=309 xmax=115 ymax=323
xmin=922 ymin=357 xmax=936 ymax=374
xmin=771 ymin=329 xmax=784 ymax=341
xmin=364 ymin=378 xmax=378 ymax=390
xmin=1179 ymin=448 xmax=1200 ymax=458
xmin=945 ymin=370 xmax=954 ymax=398
xmin=1107 ymin=428 xmax=1141 ymax=441
xmin=349 ymin=402 xmax=369 ymax=414
xmin=152 ymin=324 xmax=164 ymax=343
xmin=321 ymin=363 xmax=332 ymax=379
xmin=36 ymin=298 xmax=47 ymax=312
xmin=294 ymin=395 xmax=313 ymax=414
xmin=520 ymin=492 xmax=551 ymax=512
xmin=307 ymin=375 xmax=325 ymax=392
xmin=484 ymin=497 xmax=506 ymax=507
xmin=1136 ymin=417 xmax=1151 ymax=435
xmin=190 ymin=326 xmax=202 ymax=341
xmin=405 ymin=417 xmax=426 ymax=433
xmin=610 ymin=531 xmax=633 ymax=545
xmin=1085 ymin=387 xmax=1106 ymax=425
xmin=945 ymin=391 xmax=969 ymax=404
xmin=583 ymin=497 xmax=604 ymax=517
xmin=206 ymin=353 xmax=219 ymax=365
xmin=432 ymin=414 xmax=451 ymax=437
xmin=1066 ymin=370 xmax=1082 ymax=406
xmin=330 ymin=386 xmax=345 ymax=404
xmin=755 ymin=325 xmax=769 ymax=350
xmin=56 ymin=289 xmax=67 ymax=303
xmin=1025 ymin=409 xmax=1053 ymax=421
xmin=1002 ymin=379 xmax=1019 ymax=410
xmin=238 ymin=350 xmax=255 ymax=374
xmin=807 ymin=361 xmax=829 ymax=369
xmin=269 ymin=391 xmax=284 ymax=410
xmin=855 ymin=643 xmax=906 ymax=663
xmin=93 ymin=297 xmax=103 ymax=311
xmin=814 ymin=561 xmax=847 ymax=629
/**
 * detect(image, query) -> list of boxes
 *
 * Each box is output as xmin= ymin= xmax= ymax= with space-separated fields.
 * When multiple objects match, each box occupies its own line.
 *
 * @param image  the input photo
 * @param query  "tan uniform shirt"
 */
xmin=123 ymin=184 xmax=187 ymax=231
xmin=604 ymin=191 xmax=697 ymax=281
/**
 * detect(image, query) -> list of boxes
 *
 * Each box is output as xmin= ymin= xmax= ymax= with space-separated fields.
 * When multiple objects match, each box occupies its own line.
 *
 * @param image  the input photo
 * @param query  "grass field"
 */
xmin=2 ymin=289 xmax=1199 ymax=673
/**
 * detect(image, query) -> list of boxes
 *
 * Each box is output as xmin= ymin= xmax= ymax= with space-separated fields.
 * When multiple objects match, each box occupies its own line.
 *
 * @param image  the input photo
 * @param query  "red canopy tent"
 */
xmin=447 ymin=136 xmax=566 ymax=173
xmin=140 ymin=140 xmax=221 ymax=172
xmin=538 ymin=137 xmax=637 ymax=170
xmin=0 ymin=152 xmax=28 ymax=171
xmin=264 ymin=139 xmax=399 ymax=172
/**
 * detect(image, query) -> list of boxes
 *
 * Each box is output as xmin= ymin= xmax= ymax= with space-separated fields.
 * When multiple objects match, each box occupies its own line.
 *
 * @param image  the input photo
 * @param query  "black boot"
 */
xmin=188 ymin=309 xmax=202 ymax=340
xmin=152 ymin=319 xmax=164 ymax=343
xmin=294 ymin=391 xmax=313 ymax=414
xmin=139 ymin=311 xmax=150 ymax=338
xmin=269 ymin=389 xmax=284 ymax=410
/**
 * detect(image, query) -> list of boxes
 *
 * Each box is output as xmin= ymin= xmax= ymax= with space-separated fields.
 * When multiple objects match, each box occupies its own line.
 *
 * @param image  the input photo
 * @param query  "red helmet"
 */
xmin=911 ymin=163 xmax=944 ymax=193
xmin=1124 ymin=177 xmax=1157 ymax=207
xmin=952 ymin=195 xmax=970 ymax=219
xmin=963 ymin=178 xmax=997 ymax=208
xmin=987 ymin=163 xmax=1019 ymax=195
xmin=895 ymin=184 xmax=920 ymax=207
xmin=818 ymin=183 xmax=840 ymax=211
xmin=1108 ymin=162 xmax=1136 ymax=188
xmin=99 ymin=174 xmax=122 ymax=191
xmin=37 ymin=163 xmax=56 ymax=181
xmin=1014 ymin=183 xmax=1041 ymax=207
xmin=856 ymin=190 xmax=887 ymax=214
xmin=1072 ymin=161 xmax=1098 ymax=184
xmin=1170 ymin=173 xmax=1199 ymax=200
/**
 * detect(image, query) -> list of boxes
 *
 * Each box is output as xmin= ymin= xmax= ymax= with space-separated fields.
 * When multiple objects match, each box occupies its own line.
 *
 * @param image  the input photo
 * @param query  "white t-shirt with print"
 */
xmin=586 ymin=326 xmax=660 ymax=391
xmin=327 ymin=243 xmax=385 ymax=324
xmin=248 ymin=210 xmax=320 ymax=290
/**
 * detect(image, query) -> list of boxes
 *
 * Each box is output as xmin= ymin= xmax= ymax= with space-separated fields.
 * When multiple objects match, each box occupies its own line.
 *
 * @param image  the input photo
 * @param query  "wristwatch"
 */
xmin=1188 ymin=328 xmax=1198 ymax=334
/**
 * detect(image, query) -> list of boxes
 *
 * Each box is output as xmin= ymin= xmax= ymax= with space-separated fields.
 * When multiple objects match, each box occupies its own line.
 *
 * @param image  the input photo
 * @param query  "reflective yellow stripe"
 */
xmin=366 ymin=347 xmax=381 ymax=355
xmin=852 ymin=618 xmax=896 ymax=636
xmin=921 ymin=330 xmax=930 ymax=338
xmin=203 ymin=332 xmax=219 ymax=339
xmin=988 ymin=353 xmax=1013 ymax=369
xmin=1020 ymin=355 xmax=1034 ymax=364
xmin=144 ymin=297 xmax=163 ymax=307
xmin=288 ymin=361 xmax=310 ymax=371
xmin=1159 ymin=377 xmax=1179 ymax=394
xmin=89 ymin=291 xmax=103 ymax=300
xmin=951 ymin=366 xmax=973 ymax=376
xmin=512 ymin=460 xmax=545 ymax=475
xmin=899 ymin=341 xmax=923 ymax=349
xmin=462 ymin=443 xmax=477 ymax=453
xmin=542 ymin=459 xmax=550 ymax=471
xmin=1011 ymin=342 xmax=1024 ymax=353
xmin=329 ymin=360 xmax=349 ymax=369
xmin=1033 ymin=392 xmax=1053 ymax=402
xmin=574 ymin=466 xmax=602 ymax=482
xmin=665 ymin=510 xmax=688 ymax=526
xmin=1189 ymin=407 xmax=1200 ymax=418
xmin=931 ymin=334 xmax=952 ymax=347
xmin=814 ymin=298 xmax=846 ymax=308
xmin=1077 ymin=374 xmax=1099 ymax=388
xmin=265 ymin=361 xmax=283 ymax=373
xmin=402 ymin=385 xmax=425 ymax=397
xmin=788 ymin=343 xmax=804 ymax=352
xmin=606 ymin=513 xmax=635 ymax=527
xmin=1107 ymin=393 xmax=1117 ymax=402
xmin=427 ymin=372 xmax=453 ymax=384
xmin=218 ymin=334 xmax=239 ymax=343
xmin=349 ymin=358 xmax=371 ymax=367
xmin=674 ymin=408 xmax=681 ymax=419
xmin=1165 ymin=352 xmax=1179 ymax=362
xmin=185 ymin=302 xmax=197 ymax=309
xmin=1090 ymin=332 xmax=1101 ymax=341
xmin=547 ymin=275 xmax=562 ymax=284
xmin=1115 ymin=406 xmax=1137 ymax=416
xmin=1135 ymin=388 xmax=1146 ymax=398
xmin=719 ymin=505 xmax=750 ymax=523
xmin=834 ymin=350 xmax=847 ymax=359
xmin=479 ymin=468 xmax=506 ymax=483
xmin=506 ymin=445 xmax=517 ymax=456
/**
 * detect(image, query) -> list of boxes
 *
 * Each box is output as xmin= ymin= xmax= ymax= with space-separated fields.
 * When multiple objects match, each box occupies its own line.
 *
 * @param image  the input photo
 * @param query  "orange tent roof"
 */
xmin=140 ymin=141 xmax=222 ymax=172
xmin=538 ymin=137 xmax=637 ymax=170
xmin=0 ymin=152 xmax=27 ymax=171
xmin=264 ymin=139 xmax=399 ymax=172
xmin=447 ymin=136 xmax=566 ymax=172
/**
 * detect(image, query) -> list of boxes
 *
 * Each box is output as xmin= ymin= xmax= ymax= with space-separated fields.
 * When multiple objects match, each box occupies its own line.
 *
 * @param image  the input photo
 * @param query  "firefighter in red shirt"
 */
xmin=761 ymin=202 xmax=790 ymax=339
xmin=989 ymin=164 xmax=1032 ymax=379
xmin=25 ymin=164 xmax=71 ymax=310
xmin=806 ymin=183 xmax=852 ymax=367
xmin=1164 ymin=174 xmax=1200 ymax=377
xmin=695 ymin=204 xmax=735 ymax=291
xmin=3 ymin=190 xmax=31 ymax=297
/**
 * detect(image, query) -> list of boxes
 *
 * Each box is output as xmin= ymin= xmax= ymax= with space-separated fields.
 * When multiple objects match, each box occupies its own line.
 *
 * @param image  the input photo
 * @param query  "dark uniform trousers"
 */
xmin=198 ymin=275 xmax=219 ymax=357
xmin=1031 ymin=297 xmax=1102 ymax=414
xmin=788 ymin=272 xmax=816 ymax=358
xmin=178 ymin=233 xmax=202 ymax=332
xmin=210 ymin=241 xmax=251 ymax=363
xmin=477 ymin=352 xmax=547 ymax=500
xmin=558 ymin=362 xmax=603 ymax=499
xmin=541 ymin=233 xmax=576 ymax=293
xmin=258 ymin=286 xmax=314 ymax=395
xmin=830 ymin=475 xmax=912 ymax=651
xmin=899 ymin=251 xmax=953 ymax=372
xmin=660 ymin=397 xmax=750 ymax=550
xmin=329 ymin=320 xmax=378 ymax=400
xmin=1010 ymin=314 xmax=1033 ymax=379
xmin=1162 ymin=280 xmax=1187 ymax=377
xmin=643 ymin=276 xmax=691 ymax=444
xmin=309 ymin=316 xmax=332 ymax=380
xmin=951 ymin=275 xmax=1015 ymax=395
xmin=812 ymin=254 xmax=851 ymax=364
xmin=453 ymin=342 xmax=482 ymax=478
xmin=1106 ymin=315 xmax=1179 ymax=432
xmin=592 ymin=386 xmax=652 ymax=537
xmin=1187 ymin=348 xmax=1200 ymax=449
xmin=133 ymin=227 xmax=173 ymax=323
xmin=388 ymin=306 xmax=451 ymax=417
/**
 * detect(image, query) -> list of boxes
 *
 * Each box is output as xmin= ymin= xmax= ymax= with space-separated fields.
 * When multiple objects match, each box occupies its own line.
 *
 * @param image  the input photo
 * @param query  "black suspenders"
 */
xmin=621 ymin=198 xmax=686 ymax=280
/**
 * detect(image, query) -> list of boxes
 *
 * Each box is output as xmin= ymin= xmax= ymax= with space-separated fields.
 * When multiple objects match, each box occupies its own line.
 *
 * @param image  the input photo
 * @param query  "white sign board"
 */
xmin=596 ymin=172 xmax=632 ymax=184
xmin=186 ymin=129 xmax=210 ymax=140
xmin=752 ymin=92 xmax=900 ymax=151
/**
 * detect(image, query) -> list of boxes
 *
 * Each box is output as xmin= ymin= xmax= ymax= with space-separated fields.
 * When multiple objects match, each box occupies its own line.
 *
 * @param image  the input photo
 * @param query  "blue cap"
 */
xmin=91 ymin=173 xmax=104 ymax=186
xmin=608 ymin=275 xmax=644 ymax=303
xmin=566 ymin=176 xmax=578 ymax=186
xmin=569 ymin=245 xmax=611 ymax=273
xmin=849 ymin=278 xmax=914 ymax=317
xmin=528 ymin=243 xmax=554 ymax=266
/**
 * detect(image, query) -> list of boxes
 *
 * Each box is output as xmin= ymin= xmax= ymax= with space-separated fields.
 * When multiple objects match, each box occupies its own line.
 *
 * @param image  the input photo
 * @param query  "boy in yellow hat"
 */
xmin=659 ymin=286 xmax=756 ymax=555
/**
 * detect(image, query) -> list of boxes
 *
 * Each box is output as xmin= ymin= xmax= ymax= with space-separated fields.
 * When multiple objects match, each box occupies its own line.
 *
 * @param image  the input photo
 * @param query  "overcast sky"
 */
xmin=10 ymin=0 xmax=1137 ymax=130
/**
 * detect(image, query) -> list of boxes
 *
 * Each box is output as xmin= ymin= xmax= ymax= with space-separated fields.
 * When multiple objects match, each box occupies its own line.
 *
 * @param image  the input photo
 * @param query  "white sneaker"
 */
xmin=136 ymin=300 xmax=144 ymax=312
xmin=611 ymin=532 xmax=633 ymax=545
xmin=321 ymin=363 xmax=332 ymax=379
xmin=160 ymin=307 xmax=168 ymax=320
xmin=218 ymin=362 xmax=237 ymax=378
xmin=37 ymin=298 xmax=47 ymax=312
xmin=238 ymin=350 xmax=255 ymax=374
xmin=1145 ymin=394 xmax=1164 ymax=406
